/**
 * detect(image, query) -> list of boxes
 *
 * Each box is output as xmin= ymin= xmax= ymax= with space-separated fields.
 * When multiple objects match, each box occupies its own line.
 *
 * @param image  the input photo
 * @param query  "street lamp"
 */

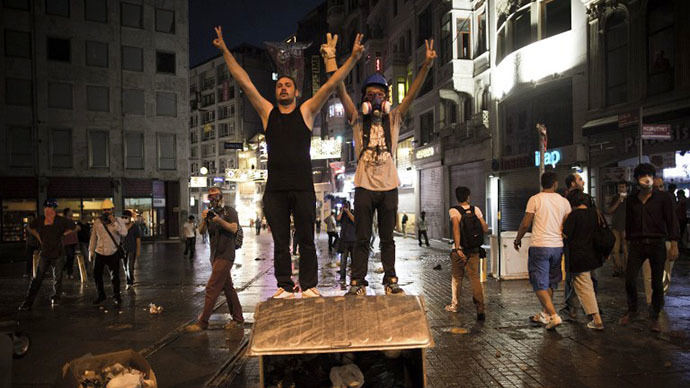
xmin=200 ymin=167 xmax=208 ymax=175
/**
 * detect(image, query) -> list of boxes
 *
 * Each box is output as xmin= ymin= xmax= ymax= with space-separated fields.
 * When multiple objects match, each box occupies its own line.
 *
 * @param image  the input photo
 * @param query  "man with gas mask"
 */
xmin=19 ymin=199 xmax=79 ymax=310
xmin=90 ymin=199 xmax=128 ymax=307
xmin=620 ymin=163 xmax=679 ymax=332
xmin=185 ymin=187 xmax=244 ymax=332
xmin=321 ymin=35 xmax=437 ymax=295
xmin=211 ymin=27 xmax=363 ymax=299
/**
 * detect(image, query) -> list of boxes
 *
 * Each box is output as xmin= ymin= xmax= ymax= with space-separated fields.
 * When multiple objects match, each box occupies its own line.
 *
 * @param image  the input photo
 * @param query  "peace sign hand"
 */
xmin=423 ymin=39 xmax=437 ymax=68
xmin=320 ymin=33 xmax=338 ymax=59
xmin=351 ymin=33 xmax=365 ymax=60
xmin=213 ymin=26 xmax=228 ymax=52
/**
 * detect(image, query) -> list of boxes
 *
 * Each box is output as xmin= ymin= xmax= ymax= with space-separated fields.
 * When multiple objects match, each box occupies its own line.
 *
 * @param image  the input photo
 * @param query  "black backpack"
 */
xmin=592 ymin=210 xmax=614 ymax=259
xmin=454 ymin=206 xmax=484 ymax=249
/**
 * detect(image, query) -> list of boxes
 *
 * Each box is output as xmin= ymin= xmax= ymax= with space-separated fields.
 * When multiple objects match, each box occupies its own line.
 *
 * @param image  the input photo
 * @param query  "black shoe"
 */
xmin=50 ymin=296 xmax=60 ymax=306
xmin=92 ymin=295 xmax=106 ymax=305
xmin=477 ymin=313 xmax=486 ymax=321
xmin=18 ymin=301 xmax=32 ymax=311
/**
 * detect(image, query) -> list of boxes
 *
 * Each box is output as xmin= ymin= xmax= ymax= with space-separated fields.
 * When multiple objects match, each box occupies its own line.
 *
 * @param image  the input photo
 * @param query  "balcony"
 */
xmin=469 ymin=110 xmax=489 ymax=130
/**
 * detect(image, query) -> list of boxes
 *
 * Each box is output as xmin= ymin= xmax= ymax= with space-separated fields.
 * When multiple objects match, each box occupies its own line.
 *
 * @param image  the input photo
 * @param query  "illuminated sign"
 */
xmin=190 ymin=177 xmax=207 ymax=188
xmin=213 ymin=177 xmax=225 ymax=183
xmin=310 ymin=137 xmax=342 ymax=159
xmin=225 ymin=168 xmax=267 ymax=182
xmin=415 ymin=146 xmax=435 ymax=160
xmin=534 ymin=150 xmax=561 ymax=168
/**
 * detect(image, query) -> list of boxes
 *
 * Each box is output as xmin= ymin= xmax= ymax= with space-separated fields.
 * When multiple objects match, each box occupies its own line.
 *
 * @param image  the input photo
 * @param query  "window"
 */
xmin=463 ymin=97 xmax=472 ymax=122
xmin=201 ymin=92 xmax=215 ymax=107
xmin=125 ymin=133 xmax=144 ymax=169
xmin=191 ymin=146 xmax=198 ymax=158
xmin=496 ymin=26 xmax=507 ymax=63
xmin=397 ymin=77 xmax=406 ymax=104
xmin=158 ymin=134 xmax=176 ymax=170
xmin=123 ymin=89 xmax=145 ymax=115
xmin=85 ymin=40 xmax=108 ymax=67
xmin=4 ymin=0 xmax=30 ymax=10
xmin=446 ymin=101 xmax=457 ymax=125
xmin=122 ymin=46 xmax=143 ymax=71
xmin=191 ymin=130 xmax=198 ymax=143
xmin=46 ymin=0 xmax=69 ymax=17
xmin=5 ymin=78 xmax=32 ymax=106
xmin=51 ymin=129 xmax=72 ymax=168
xmin=86 ymin=85 xmax=109 ymax=112
xmin=542 ymin=0 xmax=571 ymax=39
xmin=156 ymin=92 xmax=177 ymax=116
xmin=85 ymin=0 xmax=107 ymax=23
xmin=417 ymin=6 xmax=431 ymax=47
xmin=605 ymin=12 xmax=628 ymax=106
xmin=647 ymin=0 xmax=674 ymax=95
xmin=328 ymin=102 xmax=344 ymax=118
xmin=89 ymin=130 xmax=109 ymax=168
xmin=513 ymin=9 xmax=531 ymax=52
xmin=7 ymin=127 xmax=32 ymax=167
xmin=419 ymin=111 xmax=434 ymax=145
xmin=476 ymin=11 xmax=487 ymax=56
xmin=47 ymin=37 xmax=70 ymax=62
xmin=48 ymin=82 xmax=73 ymax=109
xmin=155 ymin=9 xmax=175 ymax=33
xmin=121 ymin=2 xmax=143 ymax=28
xmin=5 ymin=29 xmax=31 ymax=58
xmin=440 ymin=13 xmax=451 ymax=63
xmin=156 ymin=51 xmax=176 ymax=74
xmin=457 ymin=18 xmax=471 ymax=59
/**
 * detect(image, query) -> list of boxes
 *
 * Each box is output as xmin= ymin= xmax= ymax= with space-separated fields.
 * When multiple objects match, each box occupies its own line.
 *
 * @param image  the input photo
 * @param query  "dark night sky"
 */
xmin=189 ymin=0 xmax=326 ymax=67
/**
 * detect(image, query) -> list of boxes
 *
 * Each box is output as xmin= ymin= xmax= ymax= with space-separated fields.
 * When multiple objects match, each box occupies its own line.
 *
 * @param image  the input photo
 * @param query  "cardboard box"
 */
xmin=56 ymin=349 xmax=157 ymax=388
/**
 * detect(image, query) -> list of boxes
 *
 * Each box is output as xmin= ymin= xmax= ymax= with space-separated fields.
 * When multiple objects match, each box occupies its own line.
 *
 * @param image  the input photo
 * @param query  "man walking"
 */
xmin=255 ymin=215 xmax=262 ymax=235
xmin=326 ymin=211 xmax=338 ymax=253
xmin=417 ymin=211 xmax=430 ymax=247
xmin=323 ymin=36 xmax=437 ymax=295
xmin=401 ymin=213 xmax=409 ymax=238
xmin=607 ymin=182 xmax=629 ymax=276
xmin=121 ymin=210 xmax=141 ymax=290
xmin=23 ymin=214 xmax=39 ymax=278
xmin=183 ymin=215 xmax=197 ymax=260
xmin=185 ymin=187 xmax=244 ymax=332
xmin=514 ymin=172 xmax=571 ymax=330
xmin=62 ymin=208 xmax=79 ymax=279
xmin=90 ymin=199 xmax=127 ymax=307
xmin=19 ymin=199 xmax=78 ymax=310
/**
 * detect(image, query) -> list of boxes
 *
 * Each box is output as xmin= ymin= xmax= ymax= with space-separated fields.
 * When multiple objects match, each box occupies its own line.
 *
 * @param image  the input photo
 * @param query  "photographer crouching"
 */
xmin=185 ymin=187 xmax=244 ymax=332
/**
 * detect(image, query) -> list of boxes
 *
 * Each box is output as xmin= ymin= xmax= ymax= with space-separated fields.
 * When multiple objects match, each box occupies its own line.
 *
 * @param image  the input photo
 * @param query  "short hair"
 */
xmin=63 ymin=207 xmax=71 ymax=216
xmin=541 ymin=172 xmax=558 ymax=189
xmin=565 ymin=174 xmax=576 ymax=189
xmin=566 ymin=189 xmax=589 ymax=208
xmin=189 ymin=215 xmax=195 ymax=220
xmin=617 ymin=181 xmax=628 ymax=187
xmin=633 ymin=163 xmax=656 ymax=179
xmin=276 ymin=75 xmax=296 ymax=86
xmin=455 ymin=186 xmax=471 ymax=203
xmin=668 ymin=183 xmax=677 ymax=192
xmin=678 ymin=190 xmax=687 ymax=198
xmin=208 ymin=187 xmax=221 ymax=194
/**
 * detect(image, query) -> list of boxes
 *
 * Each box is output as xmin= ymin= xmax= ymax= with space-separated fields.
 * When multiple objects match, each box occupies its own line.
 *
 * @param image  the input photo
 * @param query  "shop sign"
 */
xmin=534 ymin=150 xmax=561 ymax=168
xmin=649 ymin=152 xmax=676 ymax=170
xmin=624 ymin=124 xmax=690 ymax=152
xmin=213 ymin=177 xmax=225 ymax=183
xmin=310 ymin=138 xmax=342 ymax=159
xmin=415 ymin=146 xmax=435 ymax=160
xmin=190 ymin=177 xmax=207 ymax=188
xmin=618 ymin=111 xmax=639 ymax=128
xmin=153 ymin=198 xmax=165 ymax=208
xmin=642 ymin=124 xmax=672 ymax=140
xmin=500 ymin=154 xmax=533 ymax=170
xmin=224 ymin=142 xmax=243 ymax=150
xmin=225 ymin=169 xmax=267 ymax=182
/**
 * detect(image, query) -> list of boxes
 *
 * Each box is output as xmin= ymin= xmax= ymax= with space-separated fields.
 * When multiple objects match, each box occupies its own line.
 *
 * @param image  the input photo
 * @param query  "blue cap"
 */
xmin=361 ymin=73 xmax=388 ymax=93
xmin=43 ymin=198 xmax=58 ymax=208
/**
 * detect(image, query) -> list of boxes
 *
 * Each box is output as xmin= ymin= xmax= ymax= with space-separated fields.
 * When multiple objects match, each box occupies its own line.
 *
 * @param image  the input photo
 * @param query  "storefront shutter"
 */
xmin=420 ymin=166 xmax=444 ymax=240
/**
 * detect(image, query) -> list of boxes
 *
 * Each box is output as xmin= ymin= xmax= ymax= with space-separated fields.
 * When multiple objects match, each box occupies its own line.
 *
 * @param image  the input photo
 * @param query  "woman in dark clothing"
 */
xmin=563 ymin=190 xmax=604 ymax=330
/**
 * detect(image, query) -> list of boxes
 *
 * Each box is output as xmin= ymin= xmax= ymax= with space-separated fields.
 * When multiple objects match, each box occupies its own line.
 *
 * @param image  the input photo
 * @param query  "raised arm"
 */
xmin=398 ymin=39 xmax=437 ymax=117
xmin=213 ymin=26 xmax=273 ymax=128
xmin=320 ymin=34 xmax=357 ymax=122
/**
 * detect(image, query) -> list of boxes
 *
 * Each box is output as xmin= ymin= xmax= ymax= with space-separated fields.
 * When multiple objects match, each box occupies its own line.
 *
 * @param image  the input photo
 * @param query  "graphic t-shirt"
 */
xmin=351 ymin=108 xmax=403 ymax=191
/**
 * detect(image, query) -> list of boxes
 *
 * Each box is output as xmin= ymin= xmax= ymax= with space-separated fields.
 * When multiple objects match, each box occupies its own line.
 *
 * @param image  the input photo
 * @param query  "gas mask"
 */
xmin=208 ymin=193 xmax=222 ymax=209
xmin=638 ymin=176 xmax=654 ymax=190
xmin=361 ymin=95 xmax=391 ymax=120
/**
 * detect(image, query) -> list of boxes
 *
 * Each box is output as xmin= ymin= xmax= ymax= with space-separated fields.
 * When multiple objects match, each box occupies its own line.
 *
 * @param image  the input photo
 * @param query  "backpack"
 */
xmin=454 ymin=206 xmax=484 ymax=250
xmin=592 ymin=210 xmax=614 ymax=259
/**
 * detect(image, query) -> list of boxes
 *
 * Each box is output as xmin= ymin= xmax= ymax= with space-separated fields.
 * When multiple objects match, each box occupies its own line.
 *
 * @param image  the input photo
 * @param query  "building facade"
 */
xmin=1 ymin=0 xmax=190 ymax=250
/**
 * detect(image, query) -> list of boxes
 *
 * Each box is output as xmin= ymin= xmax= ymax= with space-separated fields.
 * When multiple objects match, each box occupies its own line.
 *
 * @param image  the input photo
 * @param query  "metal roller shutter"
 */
xmin=449 ymin=161 xmax=486 ymax=238
xmin=499 ymin=169 xmax=540 ymax=232
xmin=420 ymin=166 xmax=444 ymax=240
xmin=398 ymin=189 xmax=415 ymax=214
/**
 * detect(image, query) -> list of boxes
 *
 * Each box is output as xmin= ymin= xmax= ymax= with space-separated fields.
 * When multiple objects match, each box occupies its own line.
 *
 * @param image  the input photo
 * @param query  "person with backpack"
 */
xmin=445 ymin=187 xmax=488 ymax=320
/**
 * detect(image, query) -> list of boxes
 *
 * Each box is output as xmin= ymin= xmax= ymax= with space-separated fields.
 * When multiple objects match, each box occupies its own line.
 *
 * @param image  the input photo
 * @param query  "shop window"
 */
xmin=123 ymin=89 xmax=145 ymax=115
xmin=417 ymin=5 xmax=431 ymax=47
xmin=4 ymin=0 xmax=30 ymax=10
xmin=46 ymin=0 xmax=69 ymax=17
xmin=122 ymin=46 xmax=143 ymax=71
xmin=397 ymin=77 xmax=406 ymax=104
xmin=605 ymin=12 xmax=628 ymax=106
xmin=83 ymin=198 xmax=113 ymax=221
xmin=419 ymin=111 xmax=434 ymax=145
xmin=85 ymin=40 xmax=108 ymax=67
xmin=55 ymin=199 xmax=82 ymax=219
xmin=7 ymin=127 xmax=33 ymax=167
xmin=440 ymin=13 xmax=451 ymax=64
xmin=542 ymin=0 xmax=571 ymax=39
xmin=85 ymin=0 xmax=107 ymax=23
xmin=48 ymin=82 xmax=73 ymax=109
xmin=156 ymin=51 xmax=176 ymax=74
xmin=456 ymin=18 xmax=470 ymax=60
xmin=2 ymin=200 xmax=37 ymax=242
xmin=158 ymin=133 xmax=176 ymax=170
xmin=51 ymin=128 xmax=72 ymax=168
xmin=647 ymin=0 xmax=674 ymax=95
xmin=89 ymin=130 xmax=109 ymax=168
xmin=86 ymin=85 xmax=109 ymax=112
xmin=156 ymin=92 xmax=177 ymax=116
xmin=47 ymin=37 xmax=70 ymax=62
xmin=121 ymin=2 xmax=143 ymax=28
xmin=4 ymin=29 xmax=31 ymax=58
xmin=125 ymin=132 xmax=144 ymax=169
xmin=124 ymin=198 xmax=153 ymax=237
xmin=328 ymin=102 xmax=344 ymax=118
xmin=155 ymin=9 xmax=175 ymax=33
xmin=5 ymin=78 xmax=32 ymax=106
xmin=475 ymin=11 xmax=487 ymax=57
xmin=512 ymin=9 xmax=531 ymax=52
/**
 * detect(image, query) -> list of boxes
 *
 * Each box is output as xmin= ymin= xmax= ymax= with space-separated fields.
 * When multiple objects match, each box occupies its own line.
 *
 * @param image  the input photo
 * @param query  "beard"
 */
xmin=277 ymin=95 xmax=295 ymax=106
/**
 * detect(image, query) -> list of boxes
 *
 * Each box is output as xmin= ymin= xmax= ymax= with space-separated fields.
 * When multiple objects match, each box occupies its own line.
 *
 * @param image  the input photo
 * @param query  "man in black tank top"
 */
xmin=212 ymin=27 xmax=364 ymax=299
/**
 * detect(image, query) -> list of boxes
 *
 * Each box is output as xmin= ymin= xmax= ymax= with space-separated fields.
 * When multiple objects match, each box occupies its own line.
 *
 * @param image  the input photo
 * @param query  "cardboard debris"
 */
xmin=56 ymin=349 xmax=157 ymax=388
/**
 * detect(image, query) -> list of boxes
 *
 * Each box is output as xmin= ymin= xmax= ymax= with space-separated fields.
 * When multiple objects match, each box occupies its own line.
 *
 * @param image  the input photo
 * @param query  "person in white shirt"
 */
xmin=514 ymin=172 xmax=571 ymax=330
xmin=183 ymin=215 xmax=197 ymax=260
xmin=90 ymin=199 xmax=128 ymax=307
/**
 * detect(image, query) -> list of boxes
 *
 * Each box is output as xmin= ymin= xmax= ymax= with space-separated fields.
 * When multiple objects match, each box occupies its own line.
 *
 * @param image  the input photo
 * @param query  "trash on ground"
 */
xmin=57 ymin=350 xmax=157 ymax=388
xmin=148 ymin=304 xmax=163 ymax=314
xmin=329 ymin=363 xmax=364 ymax=388
xmin=446 ymin=327 xmax=469 ymax=334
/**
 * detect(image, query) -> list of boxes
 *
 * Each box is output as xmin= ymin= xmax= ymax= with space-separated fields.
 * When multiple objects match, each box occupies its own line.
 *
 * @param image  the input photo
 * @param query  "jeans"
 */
xmin=63 ymin=244 xmax=77 ymax=276
xmin=418 ymin=230 xmax=429 ymax=246
xmin=327 ymin=232 xmax=339 ymax=252
xmin=23 ymin=255 xmax=65 ymax=306
xmin=339 ymin=241 xmax=355 ymax=281
xmin=94 ymin=252 xmax=121 ymax=299
xmin=625 ymin=239 xmax=666 ymax=318
xmin=184 ymin=237 xmax=196 ymax=258
xmin=263 ymin=190 xmax=318 ymax=292
xmin=527 ymin=247 xmax=563 ymax=291
xmin=198 ymin=258 xmax=244 ymax=327
xmin=351 ymin=187 xmax=398 ymax=286
xmin=123 ymin=251 xmax=137 ymax=285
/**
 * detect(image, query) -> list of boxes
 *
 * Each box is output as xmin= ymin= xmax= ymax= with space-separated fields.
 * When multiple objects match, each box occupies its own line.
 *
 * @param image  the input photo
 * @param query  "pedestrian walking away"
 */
xmin=326 ymin=211 xmax=338 ymax=253
xmin=61 ymin=208 xmax=79 ymax=279
xmin=89 ymin=199 xmax=128 ymax=307
xmin=418 ymin=211 xmax=430 ymax=247
xmin=185 ymin=187 xmax=244 ymax=332
xmin=514 ymin=172 xmax=571 ymax=330
xmin=315 ymin=216 xmax=321 ymax=235
xmin=212 ymin=26 xmax=363 ymax=299
xmin=19 ymin=199 xmax=79 ymax=310
xmin=401 ymin=213 xmax=409 ymax=238
xmin=183 ymin=215 xmax=197 ymax=260
xmin=445 ymin=187 xmax=488 ymax=320
xmin=337 ymin=201 xmax=356 ymax=287
xmin=121 ymin=210 xmax=141 ymax=290
xmin=607 ymin=181 xmax=629 ymax=277
xmin=620 ymin=164 xmax=679 ymax=333
xmin=255 ymin=215 xmax=262 ymax=235
xmin=323 ymin=34 xmax=437 ymax=296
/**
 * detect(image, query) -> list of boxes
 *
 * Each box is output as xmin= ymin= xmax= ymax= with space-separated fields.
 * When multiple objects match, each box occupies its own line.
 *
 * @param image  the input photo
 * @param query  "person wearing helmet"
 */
xmin=321 ymin=36 xmax=437 ymax=295
xmin=89 ymin=199 xmax=128 ymax=307
xmin=211 ymin=27 xmax=363 ymax=299
xmin=19 ymin=199 xmax=79 ymax=310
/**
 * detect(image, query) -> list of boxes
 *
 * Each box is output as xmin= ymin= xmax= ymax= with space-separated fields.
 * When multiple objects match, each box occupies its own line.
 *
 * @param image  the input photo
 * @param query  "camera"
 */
xmin=206 ymin=209 xmax=217 ymax=219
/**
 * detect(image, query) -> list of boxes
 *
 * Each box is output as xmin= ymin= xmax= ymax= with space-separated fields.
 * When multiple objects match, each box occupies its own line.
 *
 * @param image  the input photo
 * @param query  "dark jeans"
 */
xmin=23 ymin=255 xmax=65 ymax=306
xmin=352 ymin=187 xmax=398 ymax=286
xmin=625 ymin=239 xmax=667 ymax=318
xmin=263 ymin=190 xmax=318 ymax=292
xmin=327 ymin=232 xmax=339 ymax=252
xmin=123 ymin=251 xmax=137 ymax=285
xmin=418 ymin=230 xmax=429 ymax=246
xmin=339 ymin=241 xmax=355 ymax=281
xmin=256 ymin=225 xmax=261 ymax=235
xmin=184 ymin=237 xmax=196 ymax=257
xmin=63 ymin=244 xmax=77 ymax=276
xmin=198 ymin=258 xmax=244 ymax=327
xmin=94 ymin=252 xmax=121 ymax=299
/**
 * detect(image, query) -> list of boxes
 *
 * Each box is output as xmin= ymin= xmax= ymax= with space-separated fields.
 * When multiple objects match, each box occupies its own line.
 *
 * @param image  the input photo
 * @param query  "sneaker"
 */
xmin=92 ymin=295 xmax=106 ymax=305
xmin=545 ymin=314 xmax=562 ymax=330
xmin=125 ymin=284 xmax=132 ymax=290
xmin=271 ymin=288 xmax=295 ymax=299
xmin=224 ymin=321 xmax=244 ymax=330
xmin=346 ymin=285 xmax=367 ymax=296
xmin=302 ymin=287 xmax=322 ymax=298
xmin=444 ymin=304 xmax=458 ymax=313
xmin=50 ymin=296 xmax=60 ymax=306
xmin=530 ymin=311 xmax=549 ymax=325
xmin=586 ymin=320 xmax=604 ymax=331
xmin=18 ymin=301 xmax=32 ymax=311
xmin=184 ymin=323 xmax=206 ymax=332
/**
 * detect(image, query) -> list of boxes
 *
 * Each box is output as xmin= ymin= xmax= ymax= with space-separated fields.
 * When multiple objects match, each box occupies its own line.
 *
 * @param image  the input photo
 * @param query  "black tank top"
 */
xmin=265 ymin=106 xmax=314 ymax=192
